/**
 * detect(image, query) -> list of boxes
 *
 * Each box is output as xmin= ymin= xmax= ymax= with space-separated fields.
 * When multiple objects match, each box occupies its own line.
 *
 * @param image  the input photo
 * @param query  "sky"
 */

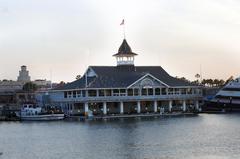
xmin=0 ymin=0 xmax=240 ymax=83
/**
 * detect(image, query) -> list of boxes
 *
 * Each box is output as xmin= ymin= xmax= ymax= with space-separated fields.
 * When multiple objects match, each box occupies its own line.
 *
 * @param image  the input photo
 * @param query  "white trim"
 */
xmin=127 ymin=73 xmax=169 ymax=88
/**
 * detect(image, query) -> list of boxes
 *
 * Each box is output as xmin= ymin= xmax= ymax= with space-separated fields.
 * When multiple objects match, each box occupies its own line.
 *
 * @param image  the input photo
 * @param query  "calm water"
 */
xmin=1 ymin=114 xmax=240 ymax=159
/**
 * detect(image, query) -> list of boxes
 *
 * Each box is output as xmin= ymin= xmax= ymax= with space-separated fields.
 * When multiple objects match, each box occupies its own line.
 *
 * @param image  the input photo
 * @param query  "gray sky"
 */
xmin=0 ymin=0 xmax=240 ymax=82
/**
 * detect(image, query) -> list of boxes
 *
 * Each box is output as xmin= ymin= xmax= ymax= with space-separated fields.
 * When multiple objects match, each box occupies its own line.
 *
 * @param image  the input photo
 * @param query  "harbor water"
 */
xmin=0 ymin=114 xmax=240 ymax=159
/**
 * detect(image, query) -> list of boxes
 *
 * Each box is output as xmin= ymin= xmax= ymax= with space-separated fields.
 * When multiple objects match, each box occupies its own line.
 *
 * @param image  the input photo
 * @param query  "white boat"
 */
xmin=17 ymin=104 xmax=65 ymax=121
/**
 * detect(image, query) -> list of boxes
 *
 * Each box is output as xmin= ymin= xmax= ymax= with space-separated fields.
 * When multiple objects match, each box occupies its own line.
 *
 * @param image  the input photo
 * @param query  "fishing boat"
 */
xmin=17 ymin=104 xmax=65 ymax=121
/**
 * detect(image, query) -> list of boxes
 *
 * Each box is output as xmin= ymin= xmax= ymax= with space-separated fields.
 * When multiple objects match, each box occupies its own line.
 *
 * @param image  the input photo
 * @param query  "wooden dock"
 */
xmin=69 ymin=112 xmax=198 ymax=121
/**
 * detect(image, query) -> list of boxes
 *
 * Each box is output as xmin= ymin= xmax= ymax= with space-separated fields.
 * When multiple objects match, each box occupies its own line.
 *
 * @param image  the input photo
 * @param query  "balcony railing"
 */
xmin=53 ymin=94 xmax=203 ymax=103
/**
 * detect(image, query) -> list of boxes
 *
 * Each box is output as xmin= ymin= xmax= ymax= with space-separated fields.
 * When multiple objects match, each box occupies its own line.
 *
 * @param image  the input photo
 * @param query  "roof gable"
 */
xmin=127 ymin=73 xmax=169 ymax=88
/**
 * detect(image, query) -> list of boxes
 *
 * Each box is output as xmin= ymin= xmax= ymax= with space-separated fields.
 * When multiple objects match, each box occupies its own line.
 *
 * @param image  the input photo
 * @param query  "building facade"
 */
xmin=37 ymin=39 xmax=203 ymax=117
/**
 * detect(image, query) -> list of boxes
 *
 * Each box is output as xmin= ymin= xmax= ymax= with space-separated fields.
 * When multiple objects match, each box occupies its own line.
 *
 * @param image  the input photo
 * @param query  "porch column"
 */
xmin=137 ymin=101 xmax=141 ymax=113
xmin=103 ymin=102 xmax=107 ymax=115
xmin=120 ymin=102 xmax=124 ymax=114
xmin=169 ymin=100 xmax=172 ymax=112
xmin=154 ymin=100 xmax=157 ymax=113
xmin=182 ymin=100 xmax=186 ymax=112
xmin=195 ymin=100 xmax=199 ymax=111
xmin=84 ymin=102 xmax=89 ymax=115
xmin=96 ymin=90 xmax=99 ymax=97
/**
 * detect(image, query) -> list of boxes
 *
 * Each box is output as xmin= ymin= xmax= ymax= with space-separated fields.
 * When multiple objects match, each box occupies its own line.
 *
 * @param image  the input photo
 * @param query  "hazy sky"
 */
xmin=1 ymin=0 xmax=240 ymax=82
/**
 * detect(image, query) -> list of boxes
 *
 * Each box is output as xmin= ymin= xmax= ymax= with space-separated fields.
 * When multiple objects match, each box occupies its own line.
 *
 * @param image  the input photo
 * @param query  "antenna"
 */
xmin=85 ymin=49 xmax=90 ymax=88
xmin=200 ymin=64 xmax=203 ymax=83
xmin=50 ymin=69 xmax=53 ymax=89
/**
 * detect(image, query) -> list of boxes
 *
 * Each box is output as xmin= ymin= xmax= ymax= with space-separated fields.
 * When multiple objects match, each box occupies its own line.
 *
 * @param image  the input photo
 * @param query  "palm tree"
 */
xmin=76 ymin=75 xmax=81 ymax=80
xmin=195 ymin=74 xmax=201 ymax=84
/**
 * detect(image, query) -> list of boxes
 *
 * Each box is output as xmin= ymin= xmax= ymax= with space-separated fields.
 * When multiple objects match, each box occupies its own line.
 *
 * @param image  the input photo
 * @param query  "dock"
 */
xmin=69 ymin=112 xmax=198 ymax=121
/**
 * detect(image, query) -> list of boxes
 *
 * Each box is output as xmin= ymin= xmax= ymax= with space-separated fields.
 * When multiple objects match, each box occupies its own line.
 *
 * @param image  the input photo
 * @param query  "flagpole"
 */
xmin=123 ymin=23 xmax=126 ymax=39
xmin=120 ymin=19 xmax=125 ymax=39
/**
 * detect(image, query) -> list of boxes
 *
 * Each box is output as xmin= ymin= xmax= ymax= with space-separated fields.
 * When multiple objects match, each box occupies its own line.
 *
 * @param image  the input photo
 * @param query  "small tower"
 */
xmin=113 ymin=39 xmax=138 ymax=66
xmin=17 ymin=65 xmax=31 ymax=82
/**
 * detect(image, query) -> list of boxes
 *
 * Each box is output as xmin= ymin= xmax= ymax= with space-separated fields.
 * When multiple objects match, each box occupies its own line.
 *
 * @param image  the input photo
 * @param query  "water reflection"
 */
xmin=0 ymin=115 xmax=240 ymax=159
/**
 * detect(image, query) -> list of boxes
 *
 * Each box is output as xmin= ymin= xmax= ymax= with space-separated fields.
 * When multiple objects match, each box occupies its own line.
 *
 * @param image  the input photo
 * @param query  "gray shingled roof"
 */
xmin=55 ymin=66 xmax=195 ymax=90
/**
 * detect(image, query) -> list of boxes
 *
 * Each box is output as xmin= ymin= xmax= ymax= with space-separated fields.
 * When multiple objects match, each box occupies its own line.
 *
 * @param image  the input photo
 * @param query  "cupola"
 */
xmin=113 ymin=39 xmax=138 ymax=66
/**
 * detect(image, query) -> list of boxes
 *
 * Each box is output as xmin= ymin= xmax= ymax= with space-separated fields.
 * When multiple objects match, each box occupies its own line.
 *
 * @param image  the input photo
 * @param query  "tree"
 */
xmin=201 ymin=79 xmax=207 ymax=86
xmin=76 ymin=75 xmax=81 ymax=80
xmin=219 ymin=79 xmax=225 ymax=87
xmin=23 ymin=82 xmax=38 ymax=92
xmin=213 ymin=79 xmax=219 ymax=87
xmin=208 ymin=79 xmax=214 ymax=87
xmin=195 ymin=74 xmax=200 ymax=79
xmin=57 ymin=81 xmax=65 ymax=88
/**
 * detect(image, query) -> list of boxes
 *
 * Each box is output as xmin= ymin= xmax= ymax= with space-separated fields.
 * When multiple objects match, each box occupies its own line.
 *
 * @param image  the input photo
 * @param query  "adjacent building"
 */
xmin=37 ymin=39 xmax=203 ymax=117
xmin=17 ymin=65 xmax=31 ymax=82
xmin=0 ymin=66 xmax=52 ymax=106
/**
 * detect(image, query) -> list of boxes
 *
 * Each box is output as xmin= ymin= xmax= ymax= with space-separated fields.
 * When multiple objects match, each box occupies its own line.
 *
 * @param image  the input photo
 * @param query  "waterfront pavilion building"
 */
xmin=39 ymin=39 xmax=203 ymax=116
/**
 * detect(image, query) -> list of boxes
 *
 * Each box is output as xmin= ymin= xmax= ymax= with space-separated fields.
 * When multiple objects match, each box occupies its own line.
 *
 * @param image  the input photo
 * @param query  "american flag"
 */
xmin=120 ymin=19 xmax=124 ymax=25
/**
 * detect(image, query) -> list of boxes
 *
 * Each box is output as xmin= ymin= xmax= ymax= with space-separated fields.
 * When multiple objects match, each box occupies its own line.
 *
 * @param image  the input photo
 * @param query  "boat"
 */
xmin=203 ymin=76 xmax=240 ymax=112
xmin=17 ymin=104 xmax=65 ymax=121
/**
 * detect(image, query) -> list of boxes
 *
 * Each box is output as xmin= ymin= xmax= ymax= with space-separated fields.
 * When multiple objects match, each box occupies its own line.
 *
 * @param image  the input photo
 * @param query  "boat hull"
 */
xmin=203 ymin=100 xmax=240 ymax=112
xmin=19 ymin=114 xmax=65 ymax=121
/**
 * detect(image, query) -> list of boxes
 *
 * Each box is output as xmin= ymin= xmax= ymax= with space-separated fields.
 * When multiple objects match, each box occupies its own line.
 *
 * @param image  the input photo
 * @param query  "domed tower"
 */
xmin=113 ymin=39 xmax=138 ymax=66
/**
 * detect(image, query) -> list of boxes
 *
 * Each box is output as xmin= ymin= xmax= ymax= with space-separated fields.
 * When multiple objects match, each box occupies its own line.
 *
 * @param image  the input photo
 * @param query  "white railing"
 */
xmin=54 ymin=94 xmax=202 ymax=103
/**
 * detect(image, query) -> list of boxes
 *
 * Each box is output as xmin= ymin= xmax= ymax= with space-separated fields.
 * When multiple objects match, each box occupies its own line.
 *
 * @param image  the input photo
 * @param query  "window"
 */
xmin=113 ymin=89 xmax=119 ymax=96
xmin=162 ymin=88 xmax=166 ymax=95
xmin=73 ymin=91 xmax=76 ymax=98
xmin=148 ymin=88 xmax=153 ymax=95
xmin=64 ymin=91 xmax=67 ymax=98
xmin=134 ymin=89 xmax=139 ymax=96
xmin=88 ymin=90 xmax=97 ymax=97
xmin=105 ymin=89 xmax=112 ymax=96
xmin=174 ymin=88 xmax=180 ymax=94
xmin=67 ymin=91 xmax=72 ymax=98
xmin=99 ymin=90 xmax=105 ymax=96
xmin=155 ymin=88 xmax=160 ymax=95
xmin=142 ymin=88 xmax=147 ymax=96
xmin=77 ymin=90 xmax=81 ymax=97
xmin=127 ymin=89 xmax=133 ymax=96
xmin=168 ymin=88 xmax=173 ymax=95
xmin=120 ymin=89 xmax=126 ymax=96
xmin=82 ymin=90 xmax=86 ymax=97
